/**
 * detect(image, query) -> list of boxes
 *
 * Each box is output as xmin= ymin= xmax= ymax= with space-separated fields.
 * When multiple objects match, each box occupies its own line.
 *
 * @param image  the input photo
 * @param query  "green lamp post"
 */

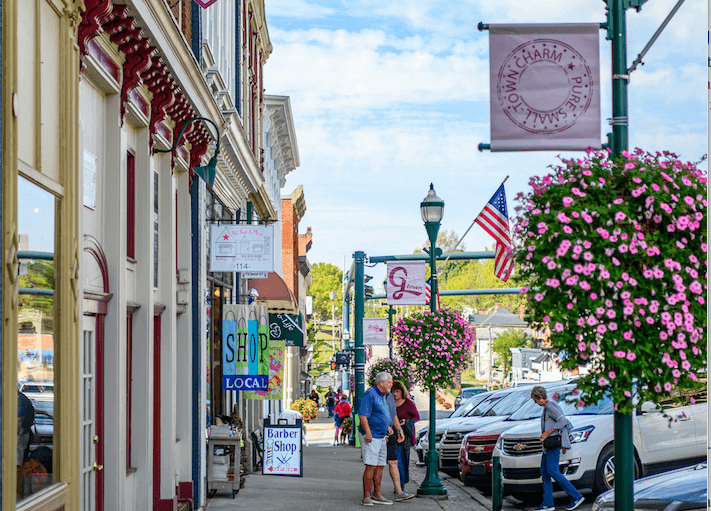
xmin=416 ymin=183 xmax=447 ymax=497
xmin=153 ymin=116 xmax=221 ymax=188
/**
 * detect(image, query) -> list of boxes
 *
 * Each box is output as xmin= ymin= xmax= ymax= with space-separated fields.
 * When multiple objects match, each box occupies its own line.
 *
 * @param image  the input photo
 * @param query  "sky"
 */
xmin=263 ymin=0 xmax=707 ymax=291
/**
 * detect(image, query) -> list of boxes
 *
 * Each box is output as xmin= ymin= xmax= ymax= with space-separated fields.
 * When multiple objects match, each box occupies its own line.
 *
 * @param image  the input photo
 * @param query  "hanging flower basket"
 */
xmin=366 ymin=357 xmax=419 ymax=391
xmin=393 ymin=308 xmax=476 ymax=390
xmin=514 ymin=148 xmax=707 ymax=413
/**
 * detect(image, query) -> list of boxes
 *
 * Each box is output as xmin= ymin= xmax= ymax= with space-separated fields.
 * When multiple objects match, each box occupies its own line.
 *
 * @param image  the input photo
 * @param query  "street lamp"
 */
xmin=417 ymin=183 xmax=447 ymax=497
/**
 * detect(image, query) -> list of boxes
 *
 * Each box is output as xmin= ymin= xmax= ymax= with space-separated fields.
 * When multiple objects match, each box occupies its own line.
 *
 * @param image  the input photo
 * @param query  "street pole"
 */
xmin=488 ymin=326 xmax=493 ymax=390
xmin=352 ymin=252 xmax=366 ymax=446
xmin=609 ymin=1 xmax=633 ymax=509
xmin=418 ymin=185 xmax=447 ymax=497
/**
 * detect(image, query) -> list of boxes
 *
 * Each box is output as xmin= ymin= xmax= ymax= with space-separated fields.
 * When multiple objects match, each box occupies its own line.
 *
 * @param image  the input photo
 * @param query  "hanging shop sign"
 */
xmin=269 ymin=313 xmax=304 ymax=347
xmin=263 ymin=424 xmax=303 ymax=477
xmin=488 ymin=24 xmax=600 ymax=151
xmin=386 ymin=261 xmax=427 ymax=305
xmin=244 ymin=341 xmax=285 ymax=401
xmin=363 ymin=317 xmax=388 ymax=346
xmin=222 ymin=304 xmax=270 ymax=391
xmin=210 ymin=225 xmax=274 ymax=273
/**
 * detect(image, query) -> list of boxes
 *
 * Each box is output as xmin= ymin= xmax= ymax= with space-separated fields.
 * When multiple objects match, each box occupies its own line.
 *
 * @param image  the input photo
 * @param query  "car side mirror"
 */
xmin=639 ymin=401 xmax=660 ymax=414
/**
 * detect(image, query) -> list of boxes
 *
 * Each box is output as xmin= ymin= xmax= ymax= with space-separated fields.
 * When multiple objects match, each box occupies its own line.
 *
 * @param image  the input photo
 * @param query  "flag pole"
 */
xmin=436 ymin=176 xmax=509 ymax=272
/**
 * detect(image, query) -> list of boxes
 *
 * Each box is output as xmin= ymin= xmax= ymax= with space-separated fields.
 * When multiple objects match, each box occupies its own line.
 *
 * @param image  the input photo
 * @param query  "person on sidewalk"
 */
xmin=393 ymin=381 xmax=419 ymax=494
xmin=384 ymin=386 xmax=413 ymax=502
xmin=531 ymin=386 xmax=585 ymax=511
xmin=333 ymin=394 xmax=351 ymax=445
xmin=358 ymin=372 xmax=396 ymax=506
xmin=325 ymin=386 xmax=337 ymax=418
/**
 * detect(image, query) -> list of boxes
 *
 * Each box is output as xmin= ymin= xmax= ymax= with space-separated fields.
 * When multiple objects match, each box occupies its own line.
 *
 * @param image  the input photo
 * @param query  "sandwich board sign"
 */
xmin=262 ymin=424 xmax=303 ymax=477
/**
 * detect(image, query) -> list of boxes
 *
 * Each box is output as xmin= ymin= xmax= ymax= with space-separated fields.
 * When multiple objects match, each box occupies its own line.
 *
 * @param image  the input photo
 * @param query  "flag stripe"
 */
xmin=475 ymin=184 xmax=514 ymax=282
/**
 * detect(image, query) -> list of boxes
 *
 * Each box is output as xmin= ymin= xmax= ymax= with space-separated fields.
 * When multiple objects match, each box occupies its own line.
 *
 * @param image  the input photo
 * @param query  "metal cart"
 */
xmin=207 ymin=430 xmax=241 ymax=498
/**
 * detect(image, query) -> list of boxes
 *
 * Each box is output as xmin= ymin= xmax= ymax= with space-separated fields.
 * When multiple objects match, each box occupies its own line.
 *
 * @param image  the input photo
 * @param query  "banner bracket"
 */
xmin=478 ymin=143 xmax=491 ymax=152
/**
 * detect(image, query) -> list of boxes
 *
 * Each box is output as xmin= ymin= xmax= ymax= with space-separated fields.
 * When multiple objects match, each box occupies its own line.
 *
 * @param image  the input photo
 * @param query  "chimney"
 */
xmin=495 ymin=302 xmax=502 ymax=310
xmin=519 ymin=305 xmax=525 ymax=320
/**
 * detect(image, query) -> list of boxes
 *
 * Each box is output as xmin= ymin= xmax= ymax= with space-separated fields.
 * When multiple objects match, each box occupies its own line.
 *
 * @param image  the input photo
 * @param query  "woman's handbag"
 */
xmin=543 ymin=434 xmax=562 ymax=449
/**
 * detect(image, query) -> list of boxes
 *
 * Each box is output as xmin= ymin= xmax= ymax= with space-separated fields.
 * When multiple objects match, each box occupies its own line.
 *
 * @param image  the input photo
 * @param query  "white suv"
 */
xmin=494 ymin=387 xmax=707 ymax=500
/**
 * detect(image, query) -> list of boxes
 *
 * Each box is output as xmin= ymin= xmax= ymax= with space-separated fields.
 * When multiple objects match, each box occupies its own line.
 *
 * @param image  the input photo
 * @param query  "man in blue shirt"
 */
xmin=358 ymin=372 xmax=403 ymax=506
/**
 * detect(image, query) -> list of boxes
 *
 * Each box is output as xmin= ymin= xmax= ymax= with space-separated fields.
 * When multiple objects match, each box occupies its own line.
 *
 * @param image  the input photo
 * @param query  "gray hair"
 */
xmin=374 ymin=372 xmax=392 ymax=385
xmin=531 ymin=386 xmax=547 ymax=400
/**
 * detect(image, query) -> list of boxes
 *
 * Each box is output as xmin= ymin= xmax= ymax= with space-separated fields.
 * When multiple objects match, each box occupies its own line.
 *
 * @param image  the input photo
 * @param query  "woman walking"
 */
xmin=531 ymin=386 xmax=584 ymax=511
xmin=392 ymin=381 xmax=419 ymax=493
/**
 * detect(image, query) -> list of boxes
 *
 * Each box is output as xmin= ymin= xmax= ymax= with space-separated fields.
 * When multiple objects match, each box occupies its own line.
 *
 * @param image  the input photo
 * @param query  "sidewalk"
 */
xmin=205 ymin=410 xmax=493 ymax=511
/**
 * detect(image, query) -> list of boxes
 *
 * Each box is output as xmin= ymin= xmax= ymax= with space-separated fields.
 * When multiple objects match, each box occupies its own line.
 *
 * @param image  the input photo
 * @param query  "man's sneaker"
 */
xmin=534 ymin=506 xmax=555 ymax=511
xmin=371 ymin=495 xmax=393 ymax=505
xmin=394 ymin=492 xmax=415 ymax=501
xmin=362 ymin=497 xmax=374 ymax=506
xmin=567 ymin=497 xmax=585 ymax=511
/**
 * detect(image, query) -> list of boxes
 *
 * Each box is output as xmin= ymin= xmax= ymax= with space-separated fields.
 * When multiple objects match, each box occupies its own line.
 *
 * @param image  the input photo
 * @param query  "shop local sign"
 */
xmin=263 ymin=425 xmax=303 ymax=477
xmin=222 ymin=304 xmax=270 ymax=391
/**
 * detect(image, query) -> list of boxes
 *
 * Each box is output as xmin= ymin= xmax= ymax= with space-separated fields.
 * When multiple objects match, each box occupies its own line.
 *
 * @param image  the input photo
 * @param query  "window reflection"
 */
xmin=17 ymin=176 xmax=56 ymax=499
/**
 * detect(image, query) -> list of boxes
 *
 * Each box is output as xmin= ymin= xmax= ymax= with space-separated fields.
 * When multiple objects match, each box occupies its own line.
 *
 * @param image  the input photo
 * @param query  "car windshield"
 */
xmin=485 ymin=388 xmax=533 ymax=416
xmin=450 ymin=392 xmax=492 ymax=418
xmin=507 ymin=387 xmax=614 ymax=420
xmin=466 ymin=390 xmax=515 ymax=416
xmin=31 ymin=399 xmax=54 ymax=424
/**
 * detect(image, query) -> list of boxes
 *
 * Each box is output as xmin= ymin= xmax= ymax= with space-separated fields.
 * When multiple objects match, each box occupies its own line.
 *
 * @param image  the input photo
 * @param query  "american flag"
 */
xmin=425 ymin=277 xmax=441 ymax=309
xmin=474 ymin=184 xmax=514 ymax=282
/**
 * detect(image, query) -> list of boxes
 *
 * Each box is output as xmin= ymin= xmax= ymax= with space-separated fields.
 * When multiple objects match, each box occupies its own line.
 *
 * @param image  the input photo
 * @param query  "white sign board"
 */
xmin=363 ymin=318 xmax=388 ymax=346
xmin=488 ymin=24 xmax=601 ymax=151
xmin=263 ymin=425 xmax=303 ymax=477
xmin=386 ymin=261 xmax=427 ymax=305
xmin=314 ymin=375 xmax=337 ymax=388
xmin=210 ymin=225 xmax=274 ymax=273
xmin=243 ymin=271 xmax=268 ymax=279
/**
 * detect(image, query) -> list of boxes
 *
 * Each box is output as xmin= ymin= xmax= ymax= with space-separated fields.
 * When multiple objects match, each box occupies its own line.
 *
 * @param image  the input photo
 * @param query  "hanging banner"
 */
xmin=489 ymin=24 xmax=600 ymax=151
xmin=210 ymin=225 xmax=274 ymax=273
xmin=363 ymin=318 xmax=388 ymax=346
xmin=244 ymin=341 xmax=285 ymax=400
xmin=262 ymin=424 xmax=303 ymax=477
xmin=386 ymin=261 xmax=427 ymax=305
xmin=269 ymin=313 xmax=304 ymax=347
xmin=222 ymin=304 xmax=269 ymax=391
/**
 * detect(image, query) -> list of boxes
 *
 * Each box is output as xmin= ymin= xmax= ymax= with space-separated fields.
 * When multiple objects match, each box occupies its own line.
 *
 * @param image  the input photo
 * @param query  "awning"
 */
xmin=248 ymin=272 xmax=297 ymax=314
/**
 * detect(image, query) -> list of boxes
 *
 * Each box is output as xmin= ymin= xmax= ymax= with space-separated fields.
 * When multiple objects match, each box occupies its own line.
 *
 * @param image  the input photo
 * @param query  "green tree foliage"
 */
xmin=492 ymin=329 xmax=532 ymax=376
xmin=307 ymin=262 xmax=343 ymax=322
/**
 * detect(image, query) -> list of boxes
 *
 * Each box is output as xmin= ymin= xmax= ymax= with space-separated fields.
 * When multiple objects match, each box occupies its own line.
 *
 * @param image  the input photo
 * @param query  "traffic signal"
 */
xmin=364 ymin=285 xmax=374 ymax=298
xmin=335 ymin=351 xmax=350 ymax=365
xmin=330 ymin=361 xmax=336 ymax=370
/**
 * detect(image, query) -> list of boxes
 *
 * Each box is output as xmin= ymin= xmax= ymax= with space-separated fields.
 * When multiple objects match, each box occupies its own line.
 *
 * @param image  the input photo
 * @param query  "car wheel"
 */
xmin=594 ymin=444 xmax=640 ymax=495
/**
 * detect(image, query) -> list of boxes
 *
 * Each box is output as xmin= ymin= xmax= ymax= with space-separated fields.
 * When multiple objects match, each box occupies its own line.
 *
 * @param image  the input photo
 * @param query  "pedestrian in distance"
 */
xmin=392 ymin=380 xmax=419 ymax=495
xmin=531 ymin=386 xmax=585 ymax=511
xmin=325 ymin=386 xmax=337 ymax=418
xmin=358 ymin=372 xmax=396 ymax=506
xmin=309 ymin=389 xmax=320 ymax=408
xmin=333 ymin=394 xmax=351 ymax=445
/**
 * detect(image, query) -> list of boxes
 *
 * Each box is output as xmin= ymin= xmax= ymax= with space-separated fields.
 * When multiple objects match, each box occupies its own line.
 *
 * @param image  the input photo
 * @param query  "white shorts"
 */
xmin=359 ymin=432 xmax=387 ymax=466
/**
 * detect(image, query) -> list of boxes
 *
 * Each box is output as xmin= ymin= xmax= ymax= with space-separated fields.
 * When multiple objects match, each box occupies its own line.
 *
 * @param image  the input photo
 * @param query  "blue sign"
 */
xmin=223 ymin=375 xmax=269 ymax=391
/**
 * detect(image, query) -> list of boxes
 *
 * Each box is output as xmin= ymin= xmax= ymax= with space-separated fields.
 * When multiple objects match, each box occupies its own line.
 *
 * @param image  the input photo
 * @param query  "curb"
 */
xmin=446 ymin=476 xmax=494 ymax=509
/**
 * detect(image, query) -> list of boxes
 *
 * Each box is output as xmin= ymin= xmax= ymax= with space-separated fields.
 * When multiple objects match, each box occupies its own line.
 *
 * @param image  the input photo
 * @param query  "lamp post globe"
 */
xmin=417 ymin=183 xmax=447 ymax=497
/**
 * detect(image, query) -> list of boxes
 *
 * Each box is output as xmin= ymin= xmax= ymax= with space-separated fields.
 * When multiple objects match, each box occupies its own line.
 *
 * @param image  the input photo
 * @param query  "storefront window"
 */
xmin=17 ymin=176 xmax=57 ymax=500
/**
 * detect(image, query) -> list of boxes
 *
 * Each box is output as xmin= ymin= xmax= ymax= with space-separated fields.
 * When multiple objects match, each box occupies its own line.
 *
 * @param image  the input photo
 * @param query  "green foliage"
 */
xmin=307 ymin=262 xmax=343 ymax=322
xmin=515 ymin=148 xmax=707 ymax=414
xmin=492 ymin=329 xmax=531 ymax=376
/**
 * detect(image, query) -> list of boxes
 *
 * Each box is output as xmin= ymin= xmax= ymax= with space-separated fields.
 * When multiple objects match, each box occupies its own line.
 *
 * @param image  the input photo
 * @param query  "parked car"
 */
xmin=458 ymin=383 xmax=575 ymax=491
xmin=20 ymin=380 xmax=54 ymax=402
xmin=418 ymin=388 xmax=519 ymax=466
xmin=495 ymin=388 xmax=707 ymax=501
xmin=29 ymin=399 xmax=54 ymax=476
xmin=592 ymin=461 xmax=707 ymax=511
xmin=415 ymin=391 xmax=494 ymax=464
xmin=454 ymin=386 xmax=488 ymax=408
xmin=439 ymin=381 xmax=572 ymax=474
